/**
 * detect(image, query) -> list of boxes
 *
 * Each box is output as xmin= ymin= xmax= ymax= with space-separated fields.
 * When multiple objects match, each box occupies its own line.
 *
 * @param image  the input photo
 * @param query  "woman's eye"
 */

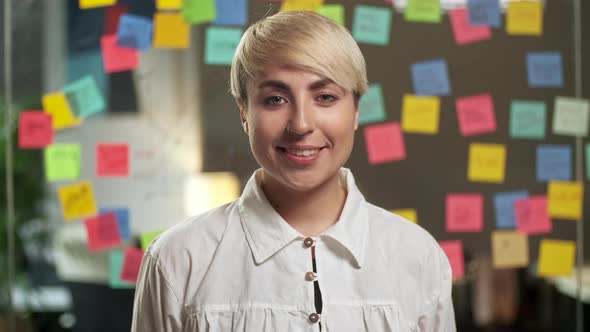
xmin=264 ymin=96 xmax=286 ymax=105
xmin=317 ymin=94 xmax=337 ymax=103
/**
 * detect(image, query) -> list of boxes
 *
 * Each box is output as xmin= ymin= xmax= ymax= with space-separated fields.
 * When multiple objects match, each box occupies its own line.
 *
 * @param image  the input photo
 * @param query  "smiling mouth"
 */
xmin=277 ymin=147 xmax=325 ymax=157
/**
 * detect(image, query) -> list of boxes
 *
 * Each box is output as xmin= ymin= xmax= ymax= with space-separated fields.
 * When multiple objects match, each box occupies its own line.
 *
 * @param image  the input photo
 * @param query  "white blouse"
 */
xmin=131 ymin=168 xmax=456 ymax=332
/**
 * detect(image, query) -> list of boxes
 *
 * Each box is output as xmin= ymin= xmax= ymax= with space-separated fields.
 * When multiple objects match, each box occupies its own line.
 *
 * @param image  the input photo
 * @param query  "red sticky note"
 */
xmin=18 ymin=111 xmax=53 ymax=149
xmin=96 ymin=143 xmax=130 ymax=177
xmin=456 ymin=94 xmax=496 ymax=136
xmin=104 ymin=4 xmax=128 ymax=35
xmin=120 ymin=247 xmax=144 ymax=284
xmin=84 ymin=213 xmax=122 ymax=252
xmin=446 ymin=193 xmax=484 ymax=232
xmin=101 ymin=34 xmax=139 ymax=73
xmin=364 ymin=122 xmax=406 ymax=165
xmin=515 ymin=195 xmax=552 ymax=234
xmin=439 ymin=240 xmax=465 ymax=280
xmin=449 ymin=8 xmax=492 ymax=45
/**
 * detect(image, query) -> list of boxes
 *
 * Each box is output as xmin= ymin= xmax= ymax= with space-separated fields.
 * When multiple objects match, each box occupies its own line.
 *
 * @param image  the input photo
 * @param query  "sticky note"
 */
xmin=405 ymin=0 xmax=441 ymax=23
xmin=494 ymin=191 xmax=528 ymax=229
xmin=79 ymin=0 xmax=116 ymax=9
xmin=109 ymin=250 xmax=135 ymax=289
xmin=183 ymin=0 xmax=217 ymax=24
xmin=411 ymin=59 xmax=451 ymax=96
xmin=120 ymin=247 xmax=144 ymax=284
xmin=456 ymin=94 xmax=496 ymax=136
xmin=446 ymin=193 xmax=483 ymax=232
xmin=352 ymin=5 xmax=392 ymax=46
xmin=42 ymin=92 xmax=82 ymax=130
xmin=553 ymin=97 xmax=589 ymax=137
xmin=439 ymin=240 xmax=465 ymax=280
xmin=84 ymin=213 xmax=122 ymax=252
xmin=364 ymin=122 xmax=406 ymax=165
xmin=449 ymin=8 xmax=491 ymax=45
xmin=279 ymin=0 xmax=323 ymax=13
xmin=104 ymin=4 xmax=128 ymax=35
xmin=116 ymin=14 xmax=153 ymax=51
xmin=506 ymin=1 xmax=543 ymax=36
xmin=18 ymin=111 xmax=53 ymax=149
xmin=45 ymin=144 xmax=81 ymax=182
xmin=140 ymin=230 xmax=163 ymax=251
xmin=101 ymin=34 xmax=139 ymax=73
xmin=586 ymin=143 xmax=590 ymax=180
xmin=156 ymin=0 xmax=182 ymax=10
xmin=153 ymin=12 xmax=190 ymax=49
xmin=205 ymin=27 xmax=242 ymax=65
xmin=359 ymin=84 xmax=386 ymax=125
xmin=515 ymin=195 xmax=552 ymax=234
xmin=548 ymin=181 xmax=584 ymax=220
xmin=492 ymin=231 xmax=529 ymax=269
xmin=401 ymin=94 xmax=440 ymax=134
xmin=100 ymin=207 xmax=131 ymax=241
xmin=391 ymin=209 xmax=417 ymax=223
xmin=509 ymin=100 xmax=546 ymax=139
xmin=318 ymin=4 xmax=345 ymax=26
xmin=468 ymin=143 xmax=506 ymax=183
xmin=58 ymin=181 xmax=98 ymax=221
xmin=64 ymin=76 xmax=106 ymax=117
xmin=96 ymin=143 xmax=130 ymax=177
xmin=538 ymin=239 xmax=575 ymax=277
xmin=527 ymin=52 xmax=563 ymax=88
xmin=536 ymin=145 xmax=572 ymax=182
xmin=467 ymin=0 xmax=501 ymax=27
xmin=213 ymin=0 xmax=248 ymax=26
xmin=67 ymin=49 xmax=108 ymax=101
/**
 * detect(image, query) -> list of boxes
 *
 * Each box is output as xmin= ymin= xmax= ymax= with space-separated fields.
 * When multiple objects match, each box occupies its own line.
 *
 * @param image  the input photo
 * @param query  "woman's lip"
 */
xmin=277 ymin=147 xmax=324 ymax=165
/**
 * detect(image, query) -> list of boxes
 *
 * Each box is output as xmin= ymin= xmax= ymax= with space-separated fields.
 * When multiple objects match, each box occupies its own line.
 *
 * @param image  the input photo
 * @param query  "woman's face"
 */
xmin=241 ymin=64 xmax=359 ymax=192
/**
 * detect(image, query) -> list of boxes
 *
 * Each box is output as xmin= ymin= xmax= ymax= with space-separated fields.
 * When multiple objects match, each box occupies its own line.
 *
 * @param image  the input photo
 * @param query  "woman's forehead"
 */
xmin=248 ymin=64 xmax=343 ymax=92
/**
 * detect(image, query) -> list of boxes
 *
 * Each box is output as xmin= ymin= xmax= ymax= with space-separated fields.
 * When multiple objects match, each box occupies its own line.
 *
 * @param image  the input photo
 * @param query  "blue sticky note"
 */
xmin=116 ymin=14 xmax=154 ymax=51
xmin=527 ymin=52 xmax=564 ymax=88
xmin=213 ymin=0 xmax=248 ymax=26
xmin=109 ymin=250 xmax=135 ymax=289
xmin=352 ymin=5 xmax=392 ymax=46
xmin=205 ymin=27 xmax=243 ymax=65
xmin=494 ymin=191 xmax=528 ymax=229
xmin=359 ymin=84 xmax=386 ymax=125
xmin=509 ymin=100 xmax=546 ymax=139
xmin=411 ymin=59 xmax=451 ymax=96
xmin=586 ymin=143 xmax=590 ymax=180
xmin=467 ymin=0 xmax=501 ymax=27
xmin=63 ymin=75 xmax=106 ymax=117
xmin=99 ymin=207 xmax=131 ymax=241
xmin=536 ymin=145 xmax=572 ymax=182
xmin=67 ymin=49 xmax=109 ymax=101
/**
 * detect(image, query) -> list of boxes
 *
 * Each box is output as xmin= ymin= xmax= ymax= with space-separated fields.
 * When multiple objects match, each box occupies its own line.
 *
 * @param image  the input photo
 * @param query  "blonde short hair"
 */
xmin=230 ymin=11 xmax=368 ymax=108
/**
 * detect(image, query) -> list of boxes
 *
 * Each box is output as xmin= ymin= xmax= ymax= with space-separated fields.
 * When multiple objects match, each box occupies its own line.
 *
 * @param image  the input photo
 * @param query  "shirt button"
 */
xmin=308 ymin=312 xmax=320 ymax=323
xmin=303 ymin=237 xmax=314 ymax=248
xmin=305 ymin=271 xmax=316 ymax=281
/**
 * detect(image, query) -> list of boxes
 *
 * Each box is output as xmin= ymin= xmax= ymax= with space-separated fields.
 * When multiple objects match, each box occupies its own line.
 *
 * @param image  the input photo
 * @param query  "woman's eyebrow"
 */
xmin=257 ymin=78 xmax=339 ymax=91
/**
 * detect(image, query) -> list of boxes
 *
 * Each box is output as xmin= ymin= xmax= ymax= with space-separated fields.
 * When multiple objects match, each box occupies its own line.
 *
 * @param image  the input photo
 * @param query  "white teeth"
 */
xmin=286 ymin=149 xmax=319 ymax=157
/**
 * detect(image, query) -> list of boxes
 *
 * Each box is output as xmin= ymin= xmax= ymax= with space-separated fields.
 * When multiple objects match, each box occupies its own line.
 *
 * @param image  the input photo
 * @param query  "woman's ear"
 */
xmin=239 ymin=107 xmax=249 ymax=135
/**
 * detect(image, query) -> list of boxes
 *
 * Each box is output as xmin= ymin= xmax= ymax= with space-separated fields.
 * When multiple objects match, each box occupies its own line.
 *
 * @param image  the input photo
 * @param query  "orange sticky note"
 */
xmin=364 ymin=122 xmax=406 ymax=165
xmin=446 ymin=193 xmax=483 ymax=232
xmin=515 ymin=195 xmax=552 ymax=234
xmin=492 ymin=231 xmax=529 ymax=269
xmin=547 ymin=181 xmax=584 ymax=220
xmin=101 ymin=34 xmax=139 ymax=73
xmin=506 ymin=1 xmax=543 ymax=36
xmin=468 ymin=143 xmax=506 ymax=183
xmin=391 ymin=209 xmax=418 ymax=223
xmin=449 ymin=8 xmax=491 ymax=45
xmin=401 ymin=94 xmax=440 ymax=134
xmin=79 ymin=0 xmax=117 ymax=9
xmin=439 ymin=240 xmax=465 ymax=280
xmin=538 ymin=239 xmax=575 ymax=277
xmin=153 ymin=12 xmax=190 ymax=49
xmin=58 ymin=181 xmax=98 ymax=221
xmin=42 ymin=92 xmax=82 ymax=130
xmin=456 ymin=94 xmax=496 ymax=136
xmin=85 ymin=213 xmax=122 ymax=252
xmin=96 ymin=143 xmax=130 ymax=177
xmin=120 ymin=247 xmax=144 ymax=284
xmin=18 ymin=111 xmax=53 ymax=149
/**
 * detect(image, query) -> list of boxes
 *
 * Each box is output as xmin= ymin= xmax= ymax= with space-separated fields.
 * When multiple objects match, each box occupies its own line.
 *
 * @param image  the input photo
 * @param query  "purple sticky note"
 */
xmin=456 ymin=93 xmax=497 ymax=136
xmin=536 ymin=144 xmax=572 ymax=182
xmin=527 ymin=52 xmax=564 ymax=88
xmin=515 ymin=195 xmax=552 ymax=234
xmin=446 ymin=193 xmax=484 ymax=232
xmin=411 ymin=59 xmax=451 ymax=96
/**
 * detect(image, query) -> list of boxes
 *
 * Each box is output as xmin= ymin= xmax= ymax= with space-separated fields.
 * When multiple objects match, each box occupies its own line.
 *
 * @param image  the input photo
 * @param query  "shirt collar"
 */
xmin=238 ymin=168 xmax=369 ymax=268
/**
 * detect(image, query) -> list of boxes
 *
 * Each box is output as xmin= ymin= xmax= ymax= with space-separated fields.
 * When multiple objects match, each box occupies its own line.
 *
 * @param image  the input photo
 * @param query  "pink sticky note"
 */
xmin=104 ymin=4 xmax=128 ymax=35
xmin=101 ymin=34 xmax=139 ymax=73
xmin=120 ymin=247 xmax=144 ymax=284
xmin=456 ymin=94 xmax=497 ymax=136
xmin=449 ymin=8 xmax=492 ymax=45
xmin=364 ymin=122 xmax=406 ymax=165
xmin=515 ymin=195 xmax=552 ymax=234
xmin=439 ymin=240 xmax=465 ymax=280
xmin=84 ymin=213 xmax=122 ymax=252
xmin=96 ymin=143 xmax=130 ymax=177
xmin=446 ymin=193 xmax=484 ymax=232
xmin=18 ymin=111 xmax=53 ymax=149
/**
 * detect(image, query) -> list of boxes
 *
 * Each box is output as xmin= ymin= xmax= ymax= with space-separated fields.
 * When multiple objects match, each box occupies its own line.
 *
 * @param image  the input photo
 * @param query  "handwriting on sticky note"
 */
xmin=205 ymin=27 xmax=242 ymax=65
xmin=439 ymin=240 xmax=465 ymax=280
xmin=391 ymin=209 xmax=418 ymax=223
xmin=494 ymin=191 xmax=528 ymax=229
xmin=510 ymin=100 xmax=546 ymax=139
xmin=359 ymin=84 xmax=386 ymax=125
xmin=120 ymin=248 xmax=144 ymax=284
xmin=468 ymin=143 xmax=506 ymax=183
xmin=109 ymin=250 xmax=135 ymax=289
xmin=553 ymin=97 xmax=589 ymax=137
xmin=58 ymin=181 xmax=98 ymax=221
xmin=318 ymin=4 xmax=345 ymax=26
xmin=85 ymin=213 xmax=122 ymax=252
xmin=42 ymin=92 xmax=82 ymax=130
xmin=153 ymin=12 xmax=190 ymax=49
xmin=117 ymin=14 xmax=154 ymax=51
xmin=527 ymin=52 xmax=563 ymax=87
xmin=449 ymin=8 xmax=491 ymax=45
xmin=213 ymin=0 xmax=248 ymax=26
xmin=446 ymin=193 xmax=483 ymax=232
xmin=64 ymin=76 xmax=106 ymax=117
xmin=18 ymin=111 xmax=53 ymax=149
xmin=536 ymin=145 xmax=572 ymax=182
xmin=352 ymin=5 xmax=392 ymax=46
xmin=96 ymin=143 xmax=129 ymax=177
xmin=364 ymin=122 xmax=406 ymax=165
xmin=183 ymin=0 xmax=217 ymax=24
xmin=538 ymin=239 xmax=575 ymax=277
xmin=492 ymin=231 xmax=529 ymax=269
xmin=280 ymin=0 xmax=323 ymax=13
xmin=401 ymin=94 xmax=440 ymax=134
xmin=405 ymin=0 xmax=441 ymax=23
xmin=79 ymin=0 xmax=116 ymax=9
xmin=45 ymin=144 xmax=81 ymax=182
xmin=411 ymin=59 xmax=450 ymax=96
xmin=515 ymin=195 xmax=551 ymax=234
xmin=140 ymin=230 xmax=163 ymax=251
xmin=101 ymin=34 xmax=139 ymax=73
xmin=467 ymin=0 xmax=501 ymax=27
xmin=548 ymin=181 xmax=584 ymax=220
xmin=456 ymin=94 xmax=496 ymax=136
xmin=506 ymin=1 xmax=543 ymax=36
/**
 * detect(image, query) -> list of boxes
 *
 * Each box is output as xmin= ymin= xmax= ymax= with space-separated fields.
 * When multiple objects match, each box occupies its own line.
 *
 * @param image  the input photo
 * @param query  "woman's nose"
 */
xmin=285 ymin=100 xmax=315 ymax=136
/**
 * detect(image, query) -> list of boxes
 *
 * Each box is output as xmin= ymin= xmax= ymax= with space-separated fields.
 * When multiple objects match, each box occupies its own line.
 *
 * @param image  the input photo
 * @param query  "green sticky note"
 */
xmin=63 ymin=75 xmax=106 ymax=117
xmin=359 ymin=84 xmax=386 ymax=125
xmin=553 ymin=96 xmax=589 ymax=137
xmin=509 ymin=100 xmax=546 ymax=139
xmin=586 ymin=143 xmax=590 ymax=180
xmin=183 ymin=0 xmax=216 ymax=24
xmin=318 ymin=4 xmax=345 ymax=26
xmin=140 ymin=230 xmax=163 ymax=250
xmin=109 ymin=250 xmax=135 ymax=289
xmin=205 ymin=27 xmax=242 ymax=65
xmin=44 ymin=144 xmax=81 ymax=182
xmin=352 ymin=5 xmax=392 ymax=46
xmin=405 ymin=0 xmax=441 ymax=23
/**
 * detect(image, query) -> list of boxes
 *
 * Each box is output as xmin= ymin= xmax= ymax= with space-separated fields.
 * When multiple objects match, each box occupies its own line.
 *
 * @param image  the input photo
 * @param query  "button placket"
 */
xmin=303 ymin=237 xmax=320 ymax=325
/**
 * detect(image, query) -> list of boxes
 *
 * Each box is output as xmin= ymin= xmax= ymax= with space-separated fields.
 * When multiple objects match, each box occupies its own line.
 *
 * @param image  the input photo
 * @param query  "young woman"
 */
xmin=131 ymin=11 xmax=456 ymax=332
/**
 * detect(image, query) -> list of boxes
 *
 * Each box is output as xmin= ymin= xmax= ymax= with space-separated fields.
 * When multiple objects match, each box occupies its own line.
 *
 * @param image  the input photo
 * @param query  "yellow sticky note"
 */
xmin=79 ymin=0 xmax=117 ymax=9
xmin=156 ymin=0 xmax=181 ymax=10
xmin=153 ymin=12 xmax=190 ymax=49
xmin=401 ymin=94 xmax=440 ymax=134
xmin=468 ymin=143 xmax=506 ymax=183
xmin=184 ymin=172 xmax=240 ymax=216
xmin=42 ymin=92 xmax=82 ymax=130
xmin=547 ymin=181 xmax=584 ymax=220
xmin=492 ymin=231 xmax=529 ymax=268
xmin=538 ymin=239 xmax=575 ymax=277
xmin=391 ymin=209 xmax=418 ymax=223
xmin=506 ymin=1 xmax=543 ymax=36
xmin=58 ymin=181 xmax=98 ymax=221
xmin=280 ymin=0 xmax=324 ymax=13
